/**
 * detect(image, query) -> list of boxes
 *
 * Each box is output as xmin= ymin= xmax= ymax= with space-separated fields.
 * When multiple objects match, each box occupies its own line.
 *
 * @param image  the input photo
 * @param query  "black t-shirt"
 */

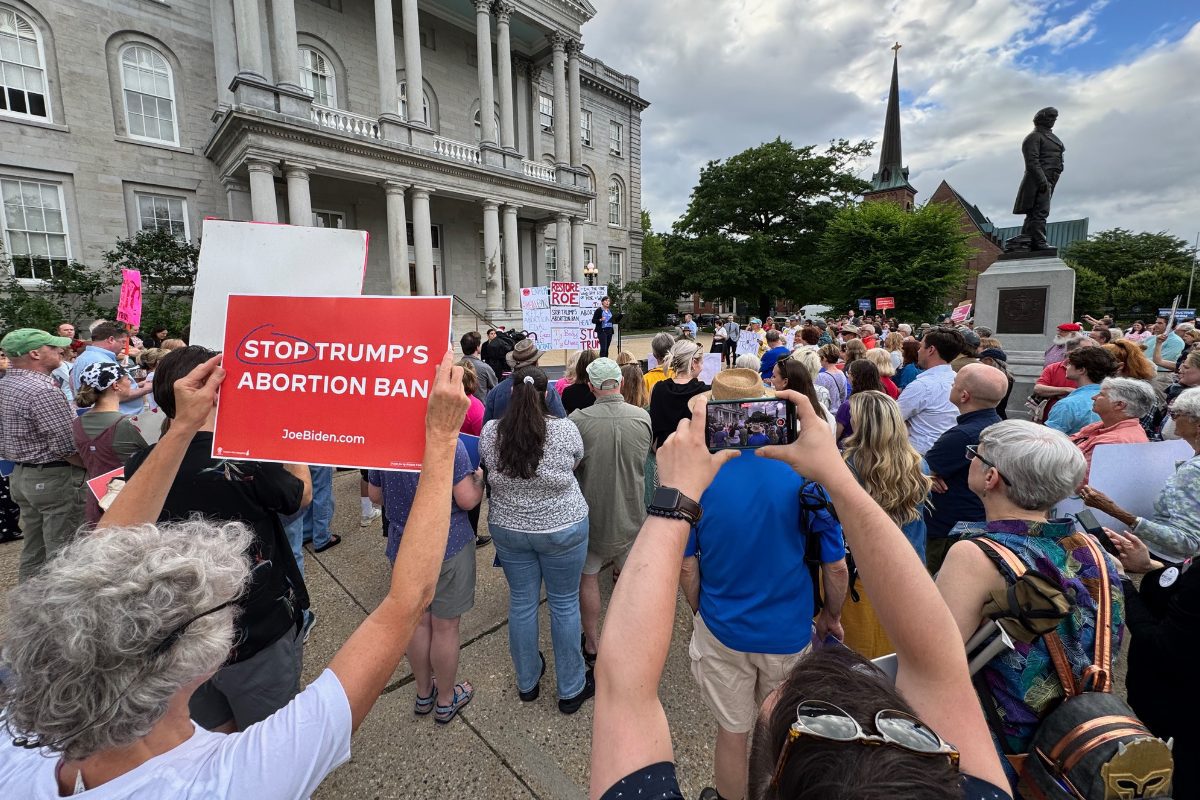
xmin=125 ymin=432 xmax=308 ymax=663
xmin=648 ymin=379 xmax=711 ymax=447
xmin=599 ymin=763 xmax=1011 ymax=800
xmin=562 ymin=382 xmax=596 ymax=415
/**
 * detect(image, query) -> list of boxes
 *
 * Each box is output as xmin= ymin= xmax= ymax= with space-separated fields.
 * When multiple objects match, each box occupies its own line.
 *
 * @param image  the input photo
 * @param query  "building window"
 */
xmin=1 ymin=178 xmax=68 ymax=279
xmin=608 ymin=177 xmax=623 ymax=227
xmin=539 ymin=93 xmax=553 ymax=131
xmin=0 ymin=7 xmax=48 ymax=120
xmin=312 ymin=210 xmax=345 ymax=228
xmin=399 ymin=81 xmax=429 ymax=124
xmin=609 ymin=120 xmax=623 ymax=157
xmin=581 ymin=110 xmax=591 ymax=147
xmin=584 ymin=169 xmax=596 ymax=222
xmin=120 ymin=44 xmax=177 ymax=144
xmin=473 ymin=108 xmax=499 ymax=142
xmin=135 ymin=192 xmax=188 ymax=239
xmin=544 ymin=243 xmax=557 ymax=280
xmin=298 ymin=47 xmax=336 ymax=107
xmin=609 ymin=250 xmax=623 ymax=284
xmin=583 ymin=245 xmax=594 ymax=273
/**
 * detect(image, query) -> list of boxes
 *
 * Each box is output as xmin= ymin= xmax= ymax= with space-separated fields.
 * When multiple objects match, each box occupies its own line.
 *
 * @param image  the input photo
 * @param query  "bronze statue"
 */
xmin=1006 ymin=107 xmax=1064 ymax=254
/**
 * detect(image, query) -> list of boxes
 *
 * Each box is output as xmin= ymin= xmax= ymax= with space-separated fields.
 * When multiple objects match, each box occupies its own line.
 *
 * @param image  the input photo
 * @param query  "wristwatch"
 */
xmin=647 ymin=486 xmax=702 ymax=524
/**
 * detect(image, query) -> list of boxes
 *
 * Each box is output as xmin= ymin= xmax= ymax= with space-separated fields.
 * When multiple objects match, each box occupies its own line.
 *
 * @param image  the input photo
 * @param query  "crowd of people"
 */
xmin=0 ymin=303 xmax=1197 ymax=799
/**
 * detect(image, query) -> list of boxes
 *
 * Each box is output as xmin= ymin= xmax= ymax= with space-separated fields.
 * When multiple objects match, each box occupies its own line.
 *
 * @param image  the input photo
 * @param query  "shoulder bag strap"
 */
xmin=971 ymin=537 xmax=1079 ymax=698
xmin=1076 ymin=536 xmax=1114 ymax=693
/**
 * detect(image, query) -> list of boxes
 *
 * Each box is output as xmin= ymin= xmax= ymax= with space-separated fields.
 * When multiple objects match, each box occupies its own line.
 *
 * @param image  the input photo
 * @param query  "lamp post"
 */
xmin=583 ymin=261 xmax=598 ymax=286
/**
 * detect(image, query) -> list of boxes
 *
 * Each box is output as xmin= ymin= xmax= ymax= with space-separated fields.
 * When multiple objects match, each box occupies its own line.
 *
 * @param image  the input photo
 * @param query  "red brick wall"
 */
xmin=928 ymin=182 xmax=1002 ymax=305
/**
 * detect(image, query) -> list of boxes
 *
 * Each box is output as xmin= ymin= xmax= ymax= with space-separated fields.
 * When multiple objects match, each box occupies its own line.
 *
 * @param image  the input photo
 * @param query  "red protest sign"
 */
xmin=875 ymin=297 xmax=895 ymax=310
xmin=550 ymin=280 xmax=579 ymax=307
xmin=213 ymin=295 xmax=452 ymax=471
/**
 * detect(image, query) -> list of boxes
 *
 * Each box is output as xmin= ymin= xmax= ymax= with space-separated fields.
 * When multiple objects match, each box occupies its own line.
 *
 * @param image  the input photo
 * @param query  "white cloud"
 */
xmin=583 ymin=0 xmax=1200 ymax=244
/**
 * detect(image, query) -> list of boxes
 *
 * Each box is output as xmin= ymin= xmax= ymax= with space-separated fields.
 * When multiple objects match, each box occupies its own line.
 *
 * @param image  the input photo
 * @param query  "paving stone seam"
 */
xmin=458 ymin=713 xmax=545 ymax=800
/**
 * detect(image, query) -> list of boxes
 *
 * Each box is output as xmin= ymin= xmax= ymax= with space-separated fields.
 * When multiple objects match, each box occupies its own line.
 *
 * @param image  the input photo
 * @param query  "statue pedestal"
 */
xmin=974 ymin=255 xmax=1075 ymax=418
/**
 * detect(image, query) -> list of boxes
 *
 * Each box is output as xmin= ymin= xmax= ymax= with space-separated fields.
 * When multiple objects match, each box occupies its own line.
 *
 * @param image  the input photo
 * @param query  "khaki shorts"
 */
xmin=582 ymin=540 xmax=633 ymax=576
xmin=431 ymin=543 xmax=476 ymax=620
xmin=688 ymin=613 xmax=807 ymax=734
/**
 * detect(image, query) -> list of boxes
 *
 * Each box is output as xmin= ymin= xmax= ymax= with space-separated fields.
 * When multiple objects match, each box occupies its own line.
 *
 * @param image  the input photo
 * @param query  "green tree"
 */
xmin=1062 ymin=228 xmax=1195 ymax=286
xmin=0 ymin=242 xmax=118 ymax=333
xmin=666 ymin=138 xmax=872 ymax=319
xmin=817 ymin=200 xmax=972 ymax=322
xmin=101 ymin=229 xmax=200 ymax=334
xmin=1070 ymin=264 xmax=1109 ymax=319
xmin=1111 ymin=265 xmax=1192 ymax=315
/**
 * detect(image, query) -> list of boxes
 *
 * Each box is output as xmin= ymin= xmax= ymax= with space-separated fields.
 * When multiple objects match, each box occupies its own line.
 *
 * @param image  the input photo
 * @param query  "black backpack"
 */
xmin=973 ymin=537 xmax=1174 ymax=800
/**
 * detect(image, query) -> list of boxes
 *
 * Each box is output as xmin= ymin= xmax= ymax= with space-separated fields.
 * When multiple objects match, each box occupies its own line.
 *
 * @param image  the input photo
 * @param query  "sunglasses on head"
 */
xmin=771 ymin=700 xmax=959 ymax=787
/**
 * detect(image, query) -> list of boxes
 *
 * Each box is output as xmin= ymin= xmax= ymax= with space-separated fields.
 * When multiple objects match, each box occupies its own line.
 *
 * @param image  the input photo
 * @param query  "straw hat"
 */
xmin=710 ymin=368 xmax=772 ymax=401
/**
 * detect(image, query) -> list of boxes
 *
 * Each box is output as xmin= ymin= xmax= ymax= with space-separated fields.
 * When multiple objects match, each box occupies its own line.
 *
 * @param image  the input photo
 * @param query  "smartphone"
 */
xmin=705 ymin=398 xmax=795 ymax=451
xmin=1074 ymin=510 xmax=1120 ymax=557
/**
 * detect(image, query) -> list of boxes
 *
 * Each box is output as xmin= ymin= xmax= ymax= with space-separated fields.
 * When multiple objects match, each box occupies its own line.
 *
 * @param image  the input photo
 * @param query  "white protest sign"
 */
xmin=190 ymin=220 xmax=367 ymax=349
xmin=520 ymin=286 xmax=549 ymax=310
xmin=520 ymin=287 xmax=553 ymax=351
xmin=577 ymin=284 xmax=607 ymax=350
xmin=736 ymin=330 xmax=760 ymax=356
xmin=1054 ymin=438 xmax=1195 ymax=556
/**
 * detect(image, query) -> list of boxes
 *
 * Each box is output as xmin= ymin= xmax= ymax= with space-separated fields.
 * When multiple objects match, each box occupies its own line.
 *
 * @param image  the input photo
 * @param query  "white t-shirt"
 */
xmin=0 ymin=669 xmax=352 ymax=799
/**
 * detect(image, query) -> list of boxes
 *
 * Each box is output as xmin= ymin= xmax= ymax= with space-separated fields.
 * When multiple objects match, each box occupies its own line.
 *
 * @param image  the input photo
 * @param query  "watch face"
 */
xmin=651 ymin=487 xmax=681 ymax=509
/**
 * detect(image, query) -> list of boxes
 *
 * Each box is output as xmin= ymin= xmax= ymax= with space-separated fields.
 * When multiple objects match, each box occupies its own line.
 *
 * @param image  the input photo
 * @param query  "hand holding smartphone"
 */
xmin=704 ymin=398 xmax=795 ymax=451
xmin=1074 ymin=509 xmax=1121 ymax=558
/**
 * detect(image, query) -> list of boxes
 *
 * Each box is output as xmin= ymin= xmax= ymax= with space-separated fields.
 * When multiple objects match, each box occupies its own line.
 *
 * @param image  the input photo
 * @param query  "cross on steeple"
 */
xmin=892 ymin=41 xmax=902 ymax=54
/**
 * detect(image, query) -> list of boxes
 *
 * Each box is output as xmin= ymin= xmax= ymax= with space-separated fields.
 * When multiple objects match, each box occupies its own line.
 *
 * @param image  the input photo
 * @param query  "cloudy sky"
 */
xmin=584 ymin=0 xmax=1200 ymax=245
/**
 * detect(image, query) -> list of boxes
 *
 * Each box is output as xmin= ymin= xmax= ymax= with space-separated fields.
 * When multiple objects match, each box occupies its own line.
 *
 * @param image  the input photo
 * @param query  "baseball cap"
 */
xmin=586 ymin=357 xmax=622 ymax=388
xmin=1057 ymin=322 xmax=1082 ymax=332
xmin=749 ymin=317 xmax=762 ymax=325
xmin=0 ymin=328 xmax=72 ymax=357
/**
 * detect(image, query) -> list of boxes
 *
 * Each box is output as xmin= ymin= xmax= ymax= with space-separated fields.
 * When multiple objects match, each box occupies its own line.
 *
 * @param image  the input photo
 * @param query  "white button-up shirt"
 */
xmin=896 ymin=363 xmax=958 ymax=455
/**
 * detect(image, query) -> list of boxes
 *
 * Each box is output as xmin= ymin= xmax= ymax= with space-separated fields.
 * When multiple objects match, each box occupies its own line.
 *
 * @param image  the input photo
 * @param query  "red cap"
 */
xmin=1057 ymin=322 xmax=1082 ymax=332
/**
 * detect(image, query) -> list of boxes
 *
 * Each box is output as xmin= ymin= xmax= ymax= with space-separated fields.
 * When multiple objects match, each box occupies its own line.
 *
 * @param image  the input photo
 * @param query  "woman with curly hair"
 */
xmin=1104 ymin=339 xmax=1156 ymax=381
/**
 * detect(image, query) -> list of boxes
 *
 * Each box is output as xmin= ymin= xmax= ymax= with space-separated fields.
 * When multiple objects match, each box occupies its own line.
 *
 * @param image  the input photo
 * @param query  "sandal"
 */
xmin=414 ymin=679 xmax=437 ymax=716
xmin=434 ymin=681 xmax=474 ymax=724
xmin=313 ymin=533 xmax=342 ymax=553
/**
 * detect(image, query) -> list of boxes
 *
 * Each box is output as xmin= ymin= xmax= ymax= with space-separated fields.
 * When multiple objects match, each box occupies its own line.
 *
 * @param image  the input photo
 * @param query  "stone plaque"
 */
xmin=996 ymin=287 xmax=1048 ymax=335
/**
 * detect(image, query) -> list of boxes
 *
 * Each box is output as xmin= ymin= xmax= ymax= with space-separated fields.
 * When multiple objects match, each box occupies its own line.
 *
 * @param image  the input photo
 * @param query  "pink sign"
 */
xmin=950 ymin=302 xmax=973 ymax=323
xmin=116 ymin=269 xmax=142 ymax=328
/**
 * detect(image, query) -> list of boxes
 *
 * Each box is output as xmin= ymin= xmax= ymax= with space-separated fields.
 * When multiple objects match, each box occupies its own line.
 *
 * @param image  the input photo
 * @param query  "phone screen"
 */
xmin=705 ymin=398 xmax=794 ymax=451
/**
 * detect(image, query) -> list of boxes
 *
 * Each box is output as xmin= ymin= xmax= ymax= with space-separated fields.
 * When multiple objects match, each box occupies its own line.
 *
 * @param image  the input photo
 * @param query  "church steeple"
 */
xmin=863 ymin=43 xmax=917 ymax=210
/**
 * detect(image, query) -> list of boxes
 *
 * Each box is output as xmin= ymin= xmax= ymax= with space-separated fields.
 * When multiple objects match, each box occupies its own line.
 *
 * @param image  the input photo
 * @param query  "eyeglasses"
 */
xmin=965 ymin=444 xmax=1012 ymax=486
xmin=771 ymin=700 xmax=959 ymax=787
xmin=1168 ymin=409 xmax=1193 ymax=420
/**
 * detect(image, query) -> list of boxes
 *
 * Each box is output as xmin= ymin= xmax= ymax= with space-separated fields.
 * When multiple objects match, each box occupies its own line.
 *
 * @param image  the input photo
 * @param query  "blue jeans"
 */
xmin=300 ymin=466 xmax=335 ymax=549
xmin=490 ymin=519 xmax=589 ymax=699
xmin=282 ymin=511 xmax=306 ymax=577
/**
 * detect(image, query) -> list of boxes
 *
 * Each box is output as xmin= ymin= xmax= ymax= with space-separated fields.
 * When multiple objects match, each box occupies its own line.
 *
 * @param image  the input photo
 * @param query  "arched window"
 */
xmin=584 ymin=168 xmax=597 ymax=222
xmin=0 ymin=6 xmax=48 ymax=119
xmin=120 ymin=44 xmax=177 ymax=144
xmin=472 ymin=106 xmax=500 ymax=142
xmin=399 ymin=81 xmax=429 ymax=125
xmin=298 ymin=46 xmax=336 ymax=107
xmin=608 ymin=177 xmax=623 ymax=227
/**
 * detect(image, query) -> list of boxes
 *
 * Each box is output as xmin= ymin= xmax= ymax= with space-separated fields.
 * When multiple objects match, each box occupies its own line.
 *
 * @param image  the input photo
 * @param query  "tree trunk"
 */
xmin=758 ymin=294 xmax=771 ymax=323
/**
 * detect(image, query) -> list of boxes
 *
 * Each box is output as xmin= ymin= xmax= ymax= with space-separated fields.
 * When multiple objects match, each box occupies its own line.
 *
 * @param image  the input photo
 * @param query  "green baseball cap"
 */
xmin=0 ymin=328 xmax=73 ymax=357
xmin=586 ymin=357 xmax=623 ymax=388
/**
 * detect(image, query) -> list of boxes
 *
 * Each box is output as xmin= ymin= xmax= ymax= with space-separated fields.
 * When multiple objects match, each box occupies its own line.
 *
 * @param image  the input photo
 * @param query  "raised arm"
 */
xmin=759 ymin=391 xmax=1007 ymax=790
xmin=590 ymin=397 xmax=737 ymax=798
xmin=328 ymin=352 xmax=468 ymax=732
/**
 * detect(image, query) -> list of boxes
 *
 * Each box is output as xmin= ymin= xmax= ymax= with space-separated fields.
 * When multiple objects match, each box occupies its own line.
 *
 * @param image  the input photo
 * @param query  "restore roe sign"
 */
xmin=213 ymin=294 xmax=453 ymax=471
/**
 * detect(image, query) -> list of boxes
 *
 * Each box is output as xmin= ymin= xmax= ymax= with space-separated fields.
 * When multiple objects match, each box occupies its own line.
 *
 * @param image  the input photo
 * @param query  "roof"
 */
xmin=992 ymin=218 xmax=1090 ymax=251
xmin=940 ymin=182 xmax=994 ymax=233
xmin=868 ymin=50 xmax=915 ymax=194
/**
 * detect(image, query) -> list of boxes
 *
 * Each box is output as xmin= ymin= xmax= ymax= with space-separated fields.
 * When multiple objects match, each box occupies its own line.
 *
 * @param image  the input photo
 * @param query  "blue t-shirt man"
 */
xmin=1045 ymin=383 xmax=1101 ymax=435
xmin=71 ymin=344 xmax=144 ymax=415
xmin=685 ymin=457 xmax=845 ymax=654
xmin=760 ymin=345 xmax=790 ymax=381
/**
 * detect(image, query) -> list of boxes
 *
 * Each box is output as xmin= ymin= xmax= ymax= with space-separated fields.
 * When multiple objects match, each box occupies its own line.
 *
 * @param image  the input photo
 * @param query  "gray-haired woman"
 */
xmin=0 ymin=352 xmax=471 ymax=797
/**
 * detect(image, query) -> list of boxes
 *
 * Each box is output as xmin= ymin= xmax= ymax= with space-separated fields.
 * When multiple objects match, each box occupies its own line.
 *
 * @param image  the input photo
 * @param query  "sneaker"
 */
xmin=558 ymin=669 xmax=595 ymax=715
xmin=301 ymin=610 xmax=318 ymax=644
xmin=475 ymin=534 xmax=492 ymax=548
xmin=360 ymin=507 xmax=382 ymax=527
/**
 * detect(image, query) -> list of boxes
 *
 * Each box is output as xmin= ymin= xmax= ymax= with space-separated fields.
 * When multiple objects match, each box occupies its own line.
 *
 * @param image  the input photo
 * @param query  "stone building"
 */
xmin=0 ymin=0 xmax=647 ymax=328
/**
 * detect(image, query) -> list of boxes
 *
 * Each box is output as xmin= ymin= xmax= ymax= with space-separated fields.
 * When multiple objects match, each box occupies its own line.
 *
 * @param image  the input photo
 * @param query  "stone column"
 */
xmin=556 ymin=212 xmax=571 ymax=281
xmin=383 ymin=181 xmax=411 ymax=296
xmin=474 ymin=0 xmax=497 ymax=145
xmin=513 ymin=55 xmax=531 ymax=157
xmin=270 ymin=0 xmax=301 ymax=90
xmin=283 ymin=162 xmax=314 ymax=226
xmin=494 ymin=2 xmax=516 ymax=151
xmin=375 ymin=0 xmax=402 ymax=132
xmin=483 ymin=200 xmax=502 ymax=312
xmin=550 ymin=33 xmax=569 ymax=165
xmin=232 ymin=0 xmax=266 ymax=78
xmin=567 ymin=40 xmax=582 ymax=167
xmin=528 ymin=64 xmax=543 ymax=158
xmin=400 ymin=0 xmax=423 ymax=125
xmin=571 ymin=216 xmax=585 ymax=284
xmin=222 ymin=177 xmax=251 ymax=220
xmin=411 ymin=187 xmax=436 ymax=295
xmin=503 ymin=204 xmax=520 ymax=309
xmin=246 ymin=159 xmax=279 ymax=223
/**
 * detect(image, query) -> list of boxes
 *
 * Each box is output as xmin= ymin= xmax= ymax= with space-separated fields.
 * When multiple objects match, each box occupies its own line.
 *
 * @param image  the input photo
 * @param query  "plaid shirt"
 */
xmin=0 ymin=368 xmax=77 ymax=463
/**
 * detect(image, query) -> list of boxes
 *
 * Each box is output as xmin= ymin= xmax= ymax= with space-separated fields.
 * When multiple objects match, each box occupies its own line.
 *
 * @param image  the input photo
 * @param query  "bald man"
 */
xmin=921 ymin=363 xmax=1009 ymax=574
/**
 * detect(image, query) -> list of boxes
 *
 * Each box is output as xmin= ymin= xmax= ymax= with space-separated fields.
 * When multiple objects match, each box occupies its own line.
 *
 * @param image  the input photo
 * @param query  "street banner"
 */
xmin=520 ymin=287 xmax=552 ymax=351
xmin=116 ymin=269 xmax=142 ymax=328
xmin=950 ymin=302 xmax=973 ymax=323
xmin=213 ymin=294 xmax=453 ymax=471
xmin=191 ymin=220 xmax=368 ymax=349
xmin=857 ymin=299 xmax=871 ymax=311
xmin=875 ymin=297 xmax=895 ymax=311
xmin=1158 ymin=306 xmax=1196 ymax=323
